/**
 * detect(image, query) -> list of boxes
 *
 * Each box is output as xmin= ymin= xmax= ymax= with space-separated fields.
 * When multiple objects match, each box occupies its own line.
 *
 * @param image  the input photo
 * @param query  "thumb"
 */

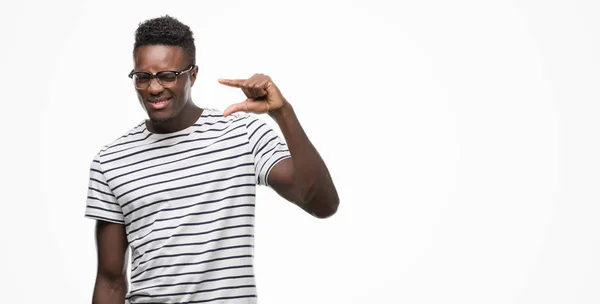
xmin=223 ymin=99 xmax=252 ymax=117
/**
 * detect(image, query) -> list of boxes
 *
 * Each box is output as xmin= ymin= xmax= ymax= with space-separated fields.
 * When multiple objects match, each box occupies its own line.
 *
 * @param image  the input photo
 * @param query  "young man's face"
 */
xmin=132 ymin=45 xmax=197 ymax=124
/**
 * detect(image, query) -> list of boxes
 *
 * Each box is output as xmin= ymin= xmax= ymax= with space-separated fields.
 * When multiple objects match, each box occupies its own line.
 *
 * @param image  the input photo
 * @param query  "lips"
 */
xmin=146 ymin=97 xmax=172 ymax=110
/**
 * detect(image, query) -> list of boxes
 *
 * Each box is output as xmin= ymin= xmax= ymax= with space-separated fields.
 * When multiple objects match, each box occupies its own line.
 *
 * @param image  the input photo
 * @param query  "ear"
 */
xmin=190 ymin=65 xmax=198 ymax=86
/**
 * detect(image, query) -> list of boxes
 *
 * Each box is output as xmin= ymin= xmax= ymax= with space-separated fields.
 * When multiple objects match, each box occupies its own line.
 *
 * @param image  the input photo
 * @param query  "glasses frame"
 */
xmin=128 ymin=65 xmax=195 ymax=89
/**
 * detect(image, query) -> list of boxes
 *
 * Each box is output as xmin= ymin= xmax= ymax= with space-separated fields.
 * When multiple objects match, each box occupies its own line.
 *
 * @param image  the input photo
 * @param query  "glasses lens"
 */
xmin=157 ymin=72 xmax=178 ymax=86
xmin=133 ymin=73 xmax=152 ymax=89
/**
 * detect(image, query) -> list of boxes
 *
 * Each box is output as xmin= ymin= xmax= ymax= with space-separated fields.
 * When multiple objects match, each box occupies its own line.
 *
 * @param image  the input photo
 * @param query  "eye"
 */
xmin=134 ymin=73 xmax=152 ymax=83
xmin=157 ymin=72 xmax=177 ymax=82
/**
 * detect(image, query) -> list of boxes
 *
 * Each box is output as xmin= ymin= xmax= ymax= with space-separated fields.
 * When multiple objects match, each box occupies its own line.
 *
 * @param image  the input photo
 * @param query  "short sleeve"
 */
xmin=245 ymin=115 xmax=292 ymax=186
xmin=84 ymin=152 xmax=124 ymax=224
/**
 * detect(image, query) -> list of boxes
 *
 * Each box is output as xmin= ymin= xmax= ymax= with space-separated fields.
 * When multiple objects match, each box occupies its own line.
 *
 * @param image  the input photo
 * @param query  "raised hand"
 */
xmin=218 ymin=73 xmax=288 ymax=117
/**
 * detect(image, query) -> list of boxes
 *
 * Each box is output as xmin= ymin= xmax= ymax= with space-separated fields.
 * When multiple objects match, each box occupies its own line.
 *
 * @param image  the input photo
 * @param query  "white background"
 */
xmin=1 ymin=0 xmax=599 ymax=303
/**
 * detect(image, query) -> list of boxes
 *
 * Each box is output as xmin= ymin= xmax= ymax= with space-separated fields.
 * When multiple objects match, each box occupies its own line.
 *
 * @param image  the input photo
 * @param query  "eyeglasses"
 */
xmin=128 ymin=65 xmax=195 ymax=90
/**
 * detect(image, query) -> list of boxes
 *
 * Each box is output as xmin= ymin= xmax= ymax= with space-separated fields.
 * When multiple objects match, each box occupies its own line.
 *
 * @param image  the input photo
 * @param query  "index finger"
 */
xmin=218 ymin=78 xmax=246 ymax=88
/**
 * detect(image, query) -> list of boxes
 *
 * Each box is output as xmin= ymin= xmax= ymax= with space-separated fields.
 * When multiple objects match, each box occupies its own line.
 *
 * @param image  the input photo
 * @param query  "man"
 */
xmin=84 ymin=15 xmax=339 ymax=303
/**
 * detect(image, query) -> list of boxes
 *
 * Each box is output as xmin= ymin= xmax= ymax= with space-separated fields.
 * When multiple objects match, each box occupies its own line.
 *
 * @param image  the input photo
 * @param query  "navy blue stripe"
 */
xmin=120 ymin=126 xmax=145 ymax=137
xmin=131 ymin=292 xmax=257 ymax=303
xmin=131 ymin=284 xmax=255 ymax=299
xmin=271 ymin=148 xmax=291 ymax=158
xmin=134 ymin=223 xmax=254 ymax=251
xmin=109 ymin=147 xmax=250 ymax=189
xmin=193 ymin=117 xmax=242 ymax=127
xmin=246 ymin=116 xmax=258 ymax=128
xmin=125 ymin=189 xmax=255 ymax=227
xmin=86 ymin=205 xmax=121 ymax=214
xmin=250 ymin=127 xmax=270 ymax=154
xmin=131 ymin=265 xmax=252 ymax=284
xmin=101 ymin=124 xmax=245 ymax=165
xmin=119 ymin=129 xmax=145 ymax=139
xmin=89 ymin=178 xmax=108 ymax=187
xmin=90 ymin=168 xmax=103 ymax=175
xmin=130 ymin=274 xmax=254 ymax=294
xmin=247 ymin=121 xmax=265 ymax=141
xmin=159 ymin=234 xmax=251 ymax=250
xmin=134 ymin=243 xmax=253 ymax=271
xmin=88 ymin=187 xmax=114 ymax=197
xmin=259 ymin=142 xmax=283 ymax=160
xmin=123 ymin=173 xmax=253 ymax=210
xmin=191 ymin=118 xmax=233 ymax=127
xmin=255 ymin=136 xmax=276 ymax=156
xmin=118 ymin=123 xmax=145 ymax=137
xmin=103 ymin=132 xmax=154 ymax=153
xmin=84 ymin=214 xmax=124 ymax=224
xmin=87 ymin=196 xmax=119 ymax=206
xmin=185 ymin=115 xmax=244 ymax=131
xmin=128 ymin=213 xmax=254 ymax=242
xmin=104 ymin=135 xmax=248 ymax=177
xmin=198 ymin=114 xmax=226 ymax=119
xmin=185 ymin=295 xmax=257 ymax=304
xmin=130 ymin=254 xmax=253 ymax=280
xmin=117 ymin=162 xmax=253 ymax=201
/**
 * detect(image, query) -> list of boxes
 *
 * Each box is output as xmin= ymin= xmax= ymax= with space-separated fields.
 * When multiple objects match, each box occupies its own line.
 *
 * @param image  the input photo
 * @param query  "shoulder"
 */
xmin=93 ymin=120 xmax=148 ymax=159
xmin=200 ymin=108 xmax=262 ymax=130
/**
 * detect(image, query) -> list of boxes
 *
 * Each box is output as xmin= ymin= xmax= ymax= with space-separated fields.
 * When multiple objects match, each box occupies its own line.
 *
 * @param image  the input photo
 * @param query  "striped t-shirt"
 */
xmin=84 ymin=109 xmax=291 ymax=303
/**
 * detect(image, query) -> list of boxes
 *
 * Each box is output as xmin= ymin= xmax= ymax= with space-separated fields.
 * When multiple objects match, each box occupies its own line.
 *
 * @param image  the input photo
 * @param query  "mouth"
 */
xmin=146 ymin=97 xmax=172 ymax=110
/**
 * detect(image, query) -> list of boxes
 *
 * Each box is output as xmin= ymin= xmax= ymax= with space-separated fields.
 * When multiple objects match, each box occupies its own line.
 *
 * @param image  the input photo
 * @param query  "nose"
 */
xmin=147 ymin=77 xmax=164 ymax=95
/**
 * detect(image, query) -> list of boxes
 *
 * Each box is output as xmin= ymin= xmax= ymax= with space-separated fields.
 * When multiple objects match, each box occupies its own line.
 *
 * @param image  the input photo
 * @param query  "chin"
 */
xmin=148 ymin=113 xmax=175 ymax=124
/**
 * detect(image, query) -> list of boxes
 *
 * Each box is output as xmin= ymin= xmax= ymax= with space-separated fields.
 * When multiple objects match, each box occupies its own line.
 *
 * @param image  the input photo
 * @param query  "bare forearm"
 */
xmin=92 ymin=275 xmax=127 ymax=304
xmin=269 ymin=101 xmax=339 ymax=217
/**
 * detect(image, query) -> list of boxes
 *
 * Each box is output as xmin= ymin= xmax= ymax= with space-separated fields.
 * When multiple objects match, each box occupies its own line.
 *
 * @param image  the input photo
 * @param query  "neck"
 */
xmin=147 ymin=101 xmax=203 ymax=134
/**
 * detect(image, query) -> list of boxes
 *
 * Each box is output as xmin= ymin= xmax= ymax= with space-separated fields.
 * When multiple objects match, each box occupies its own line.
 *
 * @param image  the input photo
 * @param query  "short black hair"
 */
xmin=133 ymin=15 xmax=196 ymax=65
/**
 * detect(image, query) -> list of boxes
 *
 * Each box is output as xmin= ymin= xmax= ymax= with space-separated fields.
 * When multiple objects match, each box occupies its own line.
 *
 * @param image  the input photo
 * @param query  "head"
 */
xmin=131 ymin=15 xmax=198 ymax=125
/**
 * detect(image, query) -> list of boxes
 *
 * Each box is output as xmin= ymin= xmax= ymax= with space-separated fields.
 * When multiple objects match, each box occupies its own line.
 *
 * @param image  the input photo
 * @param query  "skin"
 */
xmin=93 ymin=44 xmax=339 ymax=303
xmin=134 ymin=44 xmax=203 ymax=134
xmin=218 ymin=76 xmax=340 ymax=218
xmin=92 ymin=221 xmax=128 ymax=304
